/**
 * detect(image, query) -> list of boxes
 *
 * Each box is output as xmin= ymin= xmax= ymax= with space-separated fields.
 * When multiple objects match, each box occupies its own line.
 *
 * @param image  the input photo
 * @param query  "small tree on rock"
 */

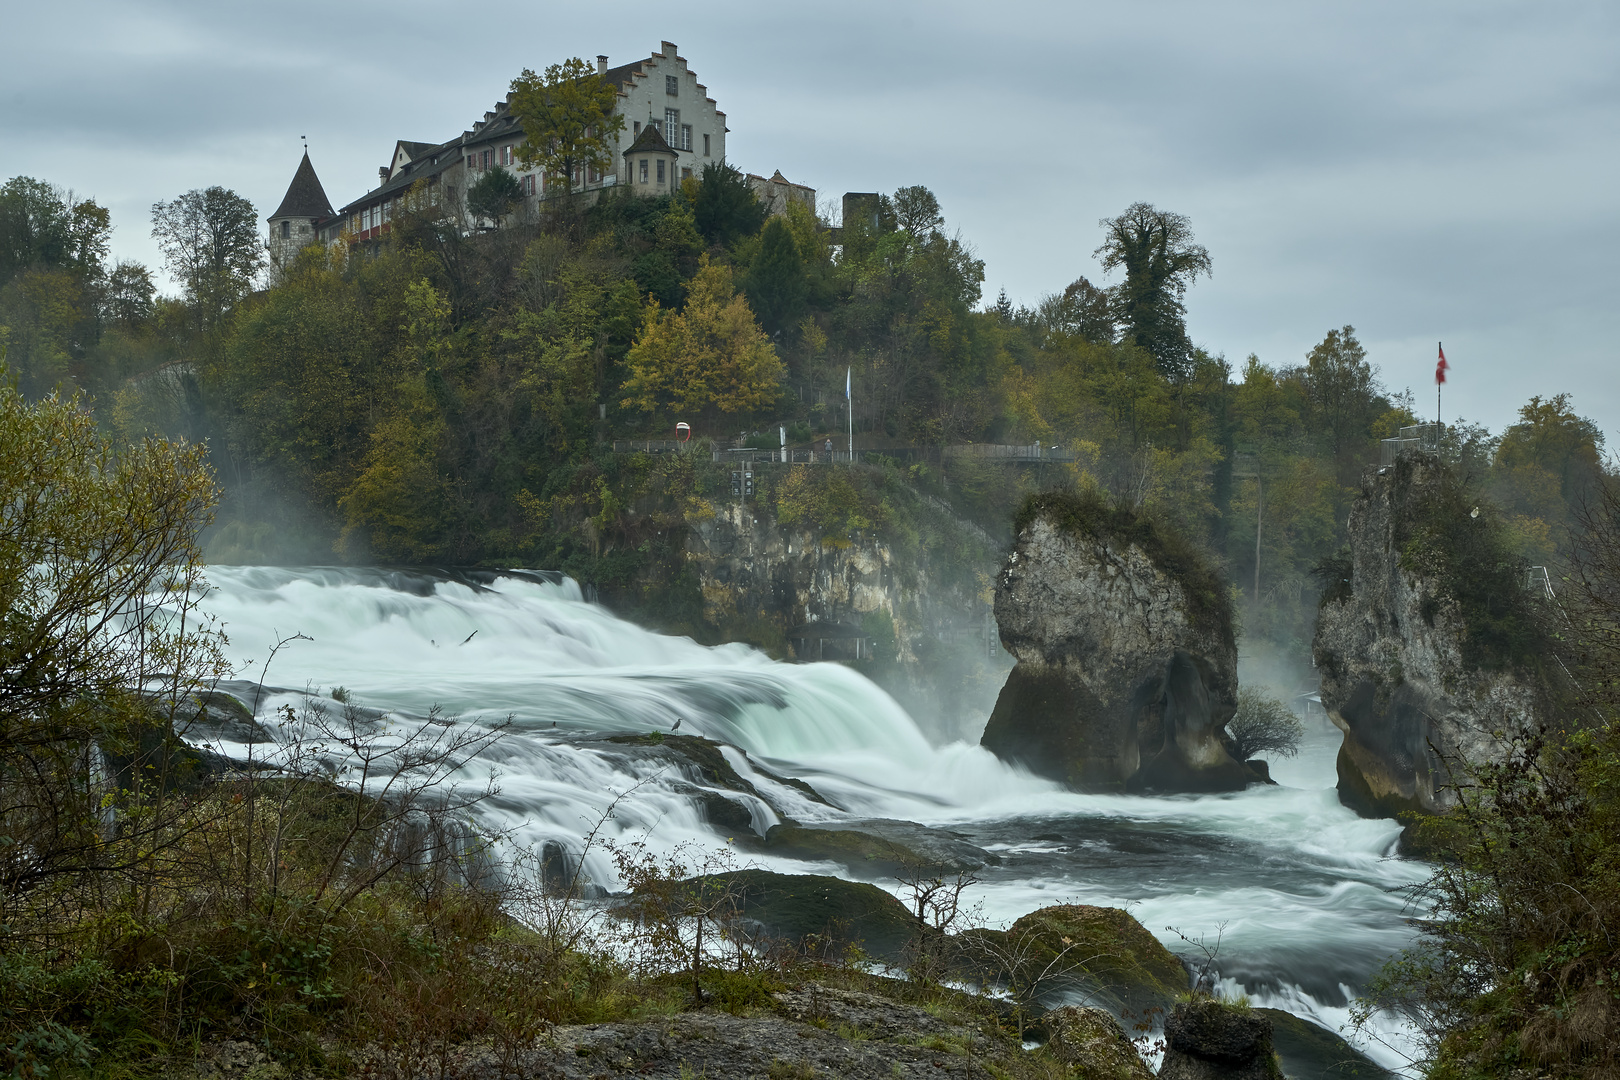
xmin=1226 ymin=687 xmax=1304 ymax=761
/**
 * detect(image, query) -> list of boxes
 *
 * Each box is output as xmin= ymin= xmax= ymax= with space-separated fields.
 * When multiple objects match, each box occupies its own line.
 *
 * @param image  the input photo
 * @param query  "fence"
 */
xmin=612 ymin=441 xmax=1081 ymax=466
xmin=1379 ymin=423 xmax=1440 ymax=467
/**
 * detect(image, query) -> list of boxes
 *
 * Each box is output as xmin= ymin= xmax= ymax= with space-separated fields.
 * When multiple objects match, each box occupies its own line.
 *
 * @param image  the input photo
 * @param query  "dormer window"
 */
xmin=666 ymin=75 xmax=678 ymax=96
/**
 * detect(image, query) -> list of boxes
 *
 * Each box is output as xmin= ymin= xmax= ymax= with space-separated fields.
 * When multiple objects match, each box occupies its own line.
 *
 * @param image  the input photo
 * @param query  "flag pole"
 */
xmin=1437 ymin=341 xmax=1442 ymax=430
xmin=846 ymin=366 xmax=853 ymax=463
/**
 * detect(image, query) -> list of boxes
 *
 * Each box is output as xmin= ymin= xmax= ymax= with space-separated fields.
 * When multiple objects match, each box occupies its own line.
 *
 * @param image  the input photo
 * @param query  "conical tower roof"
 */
xmin=270 ymin=151 xmax=335 ymax=220
xmin=623 ymin=123 xmax=677 ymax=158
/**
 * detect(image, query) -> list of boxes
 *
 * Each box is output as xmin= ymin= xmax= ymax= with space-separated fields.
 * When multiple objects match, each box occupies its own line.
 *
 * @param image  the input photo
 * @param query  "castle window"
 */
xmin=703 ymin=133 xmax=710 ymax=157
xmin=657 ymin=159 xmax=665 ymax=184
xmin=280 ymin=220 xmax=290 ymax=239
xmin=666 ymin=75 xmax=678 ymax=96
xmin=681 ymin=167 xmax=692 ymax=181
xmin=633 ymin=120 xmax=641 ymax=136
xmin=502 ymin=145 xmax=513 ymax=166
xmin=482 ymin=149 xmax=490 ymax=170
xmin=665 ymin=108 xmax=680 ymax=144
xmin=682 ymin=124 xmax=692 ymax=151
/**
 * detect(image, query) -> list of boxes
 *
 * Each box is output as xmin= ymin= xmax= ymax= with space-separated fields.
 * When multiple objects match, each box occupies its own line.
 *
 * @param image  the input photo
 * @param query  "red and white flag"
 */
xmin=1435 ymin=343 xmax=1449 ymax=385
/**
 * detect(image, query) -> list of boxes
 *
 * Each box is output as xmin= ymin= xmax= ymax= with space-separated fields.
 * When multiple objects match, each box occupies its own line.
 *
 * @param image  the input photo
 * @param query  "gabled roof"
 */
xmin=397 ymin=140 xmax=437 ymax=159
xmin=270 ymin=151 xmax=335 ymax=220
xmin=623 ymin=123 xmax=677 ymax=157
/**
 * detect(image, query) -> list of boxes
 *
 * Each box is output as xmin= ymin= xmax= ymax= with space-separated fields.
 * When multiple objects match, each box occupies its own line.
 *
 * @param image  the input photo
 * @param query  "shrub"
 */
xmin=1226 ymin=688 xmax=1304 ymax=761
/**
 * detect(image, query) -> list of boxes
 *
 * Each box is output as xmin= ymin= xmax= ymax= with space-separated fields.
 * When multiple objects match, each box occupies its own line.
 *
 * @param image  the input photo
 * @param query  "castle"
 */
xmin=267 ymin=41 xmax=814 ymax=272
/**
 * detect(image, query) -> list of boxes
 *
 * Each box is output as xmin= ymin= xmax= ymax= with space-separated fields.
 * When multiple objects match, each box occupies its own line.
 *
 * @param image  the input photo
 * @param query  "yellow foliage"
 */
xmin=619 ymin=258 xmax=785 ymax=417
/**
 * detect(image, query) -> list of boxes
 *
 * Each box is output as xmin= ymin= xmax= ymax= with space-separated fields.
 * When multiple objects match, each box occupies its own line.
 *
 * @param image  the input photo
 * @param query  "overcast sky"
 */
xmin=2 ymin=0 xmax=1615 ymax=438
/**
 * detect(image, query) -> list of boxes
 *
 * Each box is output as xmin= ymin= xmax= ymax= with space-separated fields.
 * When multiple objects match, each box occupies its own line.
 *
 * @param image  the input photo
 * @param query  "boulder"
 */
xmin=1159 ymin=999 xmax=1282 ymax=1080
xmin=1255 ymin=1008 xmax=1392 ymax=1079
xmin=1044 ymin=1005 xmax=1154 ymax=1079
xmin=761 ymin=819 xmax=994 ymax=878
xmin=705 ymin=869 xmax=916 ymax=962
xmin=1313 ymin=457 xmax=1553 ymax=820
xmin=981 ymin=490 xmax=1246 ymax=793
xmin=963 ymin=903 xmax=1189 ymax=1017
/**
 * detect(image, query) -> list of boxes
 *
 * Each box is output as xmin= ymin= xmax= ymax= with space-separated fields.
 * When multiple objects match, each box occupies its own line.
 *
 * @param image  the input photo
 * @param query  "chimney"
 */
xmin=661 ymin=41 xmax=677 ymax=57
xmin=596 ymin=54 xmax=607 ymax=74
xmin=379 ymin=166 xmax=389 ymax=184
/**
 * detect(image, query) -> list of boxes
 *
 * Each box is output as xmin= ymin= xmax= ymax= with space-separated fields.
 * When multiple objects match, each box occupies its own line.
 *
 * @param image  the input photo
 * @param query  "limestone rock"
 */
xmin=1044 ymin=1005 xmax=1153 ymax=1079
xmin=981 ymin=491 xmax=1246 ymax=792
xmin=1313 ymin=457 xmax=1549 ymax=818
xmin=1159 ymin=999 xmax=1282 ymax=1080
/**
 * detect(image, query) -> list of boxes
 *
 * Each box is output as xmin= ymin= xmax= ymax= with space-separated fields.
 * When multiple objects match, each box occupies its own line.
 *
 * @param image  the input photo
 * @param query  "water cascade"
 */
xmin=196 ymin=566 xmax=1425 ymax=1071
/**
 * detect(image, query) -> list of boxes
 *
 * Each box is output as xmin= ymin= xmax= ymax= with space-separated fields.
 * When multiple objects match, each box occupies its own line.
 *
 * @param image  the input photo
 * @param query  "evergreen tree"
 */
xmin=744 ymin=217 xmax=806 ymax=335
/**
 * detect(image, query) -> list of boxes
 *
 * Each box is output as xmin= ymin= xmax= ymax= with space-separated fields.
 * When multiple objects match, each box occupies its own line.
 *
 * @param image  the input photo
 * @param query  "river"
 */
xmin=193 ymin=565 xmax=1426 ymax=1072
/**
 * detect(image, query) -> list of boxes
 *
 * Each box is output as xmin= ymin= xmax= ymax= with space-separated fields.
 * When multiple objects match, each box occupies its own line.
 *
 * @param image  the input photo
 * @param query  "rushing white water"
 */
xmin=196 ymin=566 xmax=1426 ymax=1074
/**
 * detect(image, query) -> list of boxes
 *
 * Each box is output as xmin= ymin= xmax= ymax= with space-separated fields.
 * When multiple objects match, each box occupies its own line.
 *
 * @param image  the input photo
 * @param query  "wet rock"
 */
xmin=1313 ymin=457 xmax=1551 ymax=819
xmin=1160 ymin=999 xmax=1282 ymax=1080
xmin=981 ymin=489 xmax=1245 ymax=793
xmin=762 ymin=819 xmax=994 ymax=878
xmin=707 ymin=869 xmax=916 ymax=962
xmin=962 ymin=903 xmax=1189 ymax=1017
xmin=1255 ymin=1009 xmax=1392 ymax=1079
xmin=1044 ymin=1005 xmax=1153 ymax=1079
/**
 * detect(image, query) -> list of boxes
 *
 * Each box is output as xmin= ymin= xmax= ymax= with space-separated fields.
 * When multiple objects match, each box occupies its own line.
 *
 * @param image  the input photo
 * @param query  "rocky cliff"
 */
xmin=979 ymin=491 xmax=1247 ymax=792
xmin=1313 ymin=455 xmax=1552 ymax=818
xmin=684 ymin=497 xmax=1011 ymax=743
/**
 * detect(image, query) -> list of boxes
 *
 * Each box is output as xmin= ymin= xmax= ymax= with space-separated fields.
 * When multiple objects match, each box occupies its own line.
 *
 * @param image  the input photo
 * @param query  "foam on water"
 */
xmin=197 ymin=566 xmax=1427 ymax=1073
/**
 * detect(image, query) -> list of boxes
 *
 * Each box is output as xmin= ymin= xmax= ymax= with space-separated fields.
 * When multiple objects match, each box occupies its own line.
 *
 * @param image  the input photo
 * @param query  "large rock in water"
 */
xmin=1314 ymin=456 xmax=1552 ymax=820
xmin=1159 ymin=999 xmax=1282 ymax=1080
xmin=981 ymin=491 xmax=1247 ymax=792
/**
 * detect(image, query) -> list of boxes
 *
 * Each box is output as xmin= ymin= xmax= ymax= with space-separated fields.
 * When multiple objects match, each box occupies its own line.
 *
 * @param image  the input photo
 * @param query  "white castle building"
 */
xmin=268 ymin=41 xmax=813 ymax=269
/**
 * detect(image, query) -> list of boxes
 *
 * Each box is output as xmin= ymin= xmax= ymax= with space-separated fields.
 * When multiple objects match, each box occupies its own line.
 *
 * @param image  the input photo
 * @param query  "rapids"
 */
xmin=195 ymin=566 xmax=1425 ymax=1073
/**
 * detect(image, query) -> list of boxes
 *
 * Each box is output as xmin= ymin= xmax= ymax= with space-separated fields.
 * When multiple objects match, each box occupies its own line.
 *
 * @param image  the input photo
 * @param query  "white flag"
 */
xmin=845 ymin=367 xmax=851 ymax=399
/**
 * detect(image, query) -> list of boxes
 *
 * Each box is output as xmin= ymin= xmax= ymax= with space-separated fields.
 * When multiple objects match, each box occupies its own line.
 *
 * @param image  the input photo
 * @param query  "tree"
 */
xmin=1301 ymin=325 xmax=1376 ymax=454
xmin=0 ymin=177 xmax=110 ymax=288
xmin=743 ymin=216 xmax=806 ymax=335
xmin=0 ymin=371 xmax=223 ymax=901
xmin=692 ymin=162 xmax=765 ymax=249
xmin=509 ymin=59 xmax=626 ymax=192
xmin=1225 ymin=687 xmax=1304 ymax=761
xmin=1094 ymin=203 xmax=1211 ymax=380
xmin=467 ymin=165 xmax=524 ymax=226
xmin=150 ymin=186 xmax=263 ymax=327
xmin=619 ymin=258 xmax=784 ymax=419
xmin=892 ymin=185 xmax=944 ymax=236
xmin=101 ymin=260 xmax=157 ymax=328
xmin=1492 ymin=393 xmax=1604 ymax=527
xmin=1038 ymin=276 xmax=1114 ymax=345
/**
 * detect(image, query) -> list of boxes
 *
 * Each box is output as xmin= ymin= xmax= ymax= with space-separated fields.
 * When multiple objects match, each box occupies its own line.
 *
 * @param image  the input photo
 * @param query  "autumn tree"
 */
xmin=150 ymin=186 xmax=263 ymax=328
xmin=1094 ymin=202 xmax=1211 ymax=380
xmin=620 ymin=258 xmax=784 ymax=420
xmin=509 ymin=59 xmax=626 ymax=192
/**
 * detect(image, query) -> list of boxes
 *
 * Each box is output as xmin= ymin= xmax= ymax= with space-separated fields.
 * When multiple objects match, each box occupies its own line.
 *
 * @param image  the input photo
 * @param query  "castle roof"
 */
xmin=270 ymin=151 xmax=335 ymax=220
xmin=623 ymin=123 xmax=677 ymax=157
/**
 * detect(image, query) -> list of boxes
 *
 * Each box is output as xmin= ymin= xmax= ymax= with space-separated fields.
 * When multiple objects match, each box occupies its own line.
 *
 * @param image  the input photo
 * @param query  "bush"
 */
xmin=1226 ymin=688 xmax=1304 ymax=761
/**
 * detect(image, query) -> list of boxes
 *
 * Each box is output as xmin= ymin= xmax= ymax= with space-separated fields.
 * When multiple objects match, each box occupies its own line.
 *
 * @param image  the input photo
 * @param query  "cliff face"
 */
xmin=980 ymin=500 xmax=1246 ymax=793
xmin=1313 ymin=458 xmax=1544 ymax=817
xmin=683 ymin=502 xmax=1011 ymax=743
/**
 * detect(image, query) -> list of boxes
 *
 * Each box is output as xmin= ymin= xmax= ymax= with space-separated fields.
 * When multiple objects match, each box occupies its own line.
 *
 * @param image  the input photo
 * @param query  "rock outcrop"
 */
xmin=1158 ymin=1000 xmax=1282 ymax=1080
xmin=980 ymin=491 xmax=1247 ymax=792
xmin=1314 ymin=456 xmax=1552 ymax=818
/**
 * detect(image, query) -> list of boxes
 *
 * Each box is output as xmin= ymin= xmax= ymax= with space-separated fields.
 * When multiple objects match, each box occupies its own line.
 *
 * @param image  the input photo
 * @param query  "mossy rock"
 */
xmin=1256 ymin=1009 xmax=1392 ymax=1079
xmin=1044 ymin=1005 xmax=1153 ymax=1079
xmin=761 ymin=823 xmax=924 ymax=878
xmin=706 ymin=870 xmax=915 ymax=962
xmin=999 ymin=904 xmax=1189 ymax=1016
